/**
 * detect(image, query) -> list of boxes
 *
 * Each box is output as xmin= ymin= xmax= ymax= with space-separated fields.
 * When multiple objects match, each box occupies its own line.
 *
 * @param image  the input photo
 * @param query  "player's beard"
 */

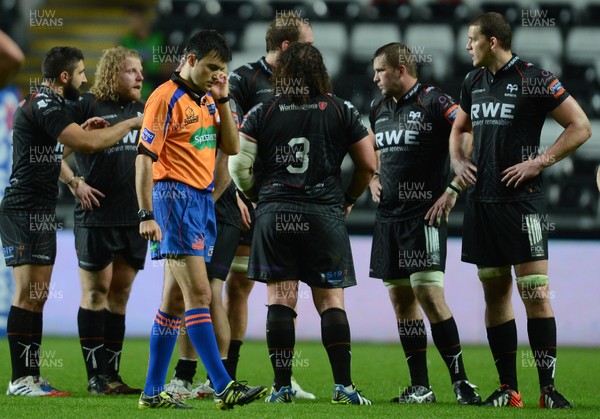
xmin=63 ymin=81 xmax=81 ymax=101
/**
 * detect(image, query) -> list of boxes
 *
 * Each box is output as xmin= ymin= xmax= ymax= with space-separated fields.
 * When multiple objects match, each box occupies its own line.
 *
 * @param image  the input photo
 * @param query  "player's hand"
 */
xmin=424 ymin=191 xmax=457 ymax=227
xmin=210 ymin=71 xmax=229 ymax=101
xmin=501 ymin=157 xmax=543 ymax=188
xmin=369 ymin=176 xmax=382 ymax=203
xmin=81 ymin=117 xmax=110 ymax=131
xmin=451 ymin=157 xmax=477 ymax=186
xmin=129 ymin=115 xmax=143 ymax=130
xmin=236 ymin=193 xmax=252 ymax=231
xmin=140 ymin=220 xmax=162 ymax=242
xmin=596 ymin=166 xmax=600 ymax=192
xmin=70 ymin=178 xmax=105 ymax=210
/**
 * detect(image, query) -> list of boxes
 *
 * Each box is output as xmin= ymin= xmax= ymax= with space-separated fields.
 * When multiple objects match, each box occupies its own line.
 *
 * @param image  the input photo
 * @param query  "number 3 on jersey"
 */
xmin=286 ymin=137 xmax=310 ymax=174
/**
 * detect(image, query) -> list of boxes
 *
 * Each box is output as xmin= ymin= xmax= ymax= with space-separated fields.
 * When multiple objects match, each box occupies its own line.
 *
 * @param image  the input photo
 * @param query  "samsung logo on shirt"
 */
xmin=100 ymin=114 xmax=118 ymax=119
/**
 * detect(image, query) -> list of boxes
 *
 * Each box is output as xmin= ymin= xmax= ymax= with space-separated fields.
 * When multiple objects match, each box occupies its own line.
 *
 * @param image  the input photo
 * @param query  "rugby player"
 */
xmin=369 ymin=42 xmax=481 ymax=405
xmin=61 ymin=46 xmax=145 ymax=395
xmin=230 ymin=42 xmax=375 ymax=405
xmin=1 ymin=46 xmax=141 ymax=396
xmin=450 ymin=12 xmax=591 ymax=408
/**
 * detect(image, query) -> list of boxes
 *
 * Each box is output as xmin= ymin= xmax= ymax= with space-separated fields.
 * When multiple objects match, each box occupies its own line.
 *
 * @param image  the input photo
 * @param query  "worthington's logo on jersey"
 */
xmin=190 ymin=126 xmax=216 ymax=150
xmin=278 ymin=103 xmax=318 ymax=112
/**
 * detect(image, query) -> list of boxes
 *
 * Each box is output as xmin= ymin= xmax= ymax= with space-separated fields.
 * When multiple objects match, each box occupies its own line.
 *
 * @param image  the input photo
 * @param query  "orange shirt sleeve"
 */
xmin=137 ymin=84 xmax=173 ymax=161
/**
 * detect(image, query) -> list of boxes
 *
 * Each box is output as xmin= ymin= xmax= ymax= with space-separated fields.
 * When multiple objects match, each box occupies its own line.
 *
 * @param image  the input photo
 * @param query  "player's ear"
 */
xmin=489 ymin=36 xmax=498 ymax=51
xmin=280 ymin=40 xmax=290 ymax=52
xmin=59 ymin=70 xmax=69 ymax=84
xmin=187 ymin=53 xmax=196 ymax=67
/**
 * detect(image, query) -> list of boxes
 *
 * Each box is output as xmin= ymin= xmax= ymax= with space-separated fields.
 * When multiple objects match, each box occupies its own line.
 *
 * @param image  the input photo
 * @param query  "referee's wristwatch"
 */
xmin=137 ymin=209 xmax=154 ymax=222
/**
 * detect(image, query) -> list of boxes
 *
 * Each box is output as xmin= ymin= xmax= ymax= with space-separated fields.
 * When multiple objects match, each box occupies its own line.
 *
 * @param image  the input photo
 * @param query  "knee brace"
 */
xmin=516 ymin=274 xmax=549 ymax=288
xmin=410 ymin=270 xmax=444 ymax=287
xmin=230 ymin=255 xmax=249 ymax=273
xmin=383 ymin=278 xmax=411 ymax=289
xmin=478 ymin=266 xmax=511 ymax=281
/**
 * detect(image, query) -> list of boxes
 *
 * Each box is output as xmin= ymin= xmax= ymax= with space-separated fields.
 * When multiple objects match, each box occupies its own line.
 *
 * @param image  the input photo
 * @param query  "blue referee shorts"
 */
xmin=150 ymin=180 xmax=216 ymax=261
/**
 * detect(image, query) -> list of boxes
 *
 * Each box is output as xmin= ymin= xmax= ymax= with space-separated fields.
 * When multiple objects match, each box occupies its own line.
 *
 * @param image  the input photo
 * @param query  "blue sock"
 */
xmin=185 ymin=308 xmax=231 ymax=394
xmin=144 ymin=310 xmax=181 ymax=396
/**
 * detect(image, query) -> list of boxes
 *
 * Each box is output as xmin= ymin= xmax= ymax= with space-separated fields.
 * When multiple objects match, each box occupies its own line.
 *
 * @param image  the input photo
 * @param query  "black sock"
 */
xmin=487 ymin=319 xmax=518 ymax=391
xmin=222 ymin=358 xmax=235 ymax=380
xmin=77 ymin=307 xmax=105 ymax=380
xmin=431 ymin=317 xmax=467 ymax=383
xmin=226 ymin=340 xmax=243 ymax=380
xmin=527 ymin=317 xmax=557 ymax=388
xmin=266 ymin=304 xmax=295 ymax=391
xmin=321 ymin=308 xmax=352 ymax=387
xmin=398 ymin=319 xmax=429 ymax=387
xmin=174 ymin=359 xmax=197 ymax=384
xmin=103 ymin=309 xmax=125 ymax=377
xmin=30 ymin=310 xmax=43 ymax=378
xmin=7 ymin=306 xmax=35 ymax=381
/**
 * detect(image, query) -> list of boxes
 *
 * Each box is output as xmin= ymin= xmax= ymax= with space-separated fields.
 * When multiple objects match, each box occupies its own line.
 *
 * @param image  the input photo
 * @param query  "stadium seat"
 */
xmin=565 ymin=27 xmax=600 ymax=72
xmin=512 ymin=26 xmax=563 ymax=76
xmin=240 ymin=21 xmax=270 ymax=53
xmin=475 ymin=0 xmax=523 ymax=24
xmin=403 ymin=23 xmax=455 ymax=83
xmin=311 ymin=22 xmax=348 ymax=79
xmin=580 ymin=2 xmax=600 ymax=25
xmin=348 ymin=22 xmax=401 ymax=66
xmin=323 ymin=0 xmax=365 ymax=21
xmin=371 ymin=0 xmax=412 ymax=22
xmin=536 ymin=2 xmax=575 ymax=26
xmin=419 ymin=0 xmax=474 ymax=24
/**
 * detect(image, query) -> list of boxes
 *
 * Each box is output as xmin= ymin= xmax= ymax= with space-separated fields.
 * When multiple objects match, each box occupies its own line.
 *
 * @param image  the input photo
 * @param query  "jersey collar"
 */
xmin=35 ymin=84 xmax=65 ymax=104
xmin=171 ymin=72 xmax=204 ymax=103
xmin=258 ymin=57 xmax=273 ymax=76
xmin=396 ymin=81 xmax=421 ymax=104
xmin=487 ymin=54 xmax=521 ymax=81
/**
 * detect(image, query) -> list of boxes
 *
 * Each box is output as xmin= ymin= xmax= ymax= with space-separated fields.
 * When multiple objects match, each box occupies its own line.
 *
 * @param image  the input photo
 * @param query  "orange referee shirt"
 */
xmin=138 ymin=73 xmax=219 ymax=191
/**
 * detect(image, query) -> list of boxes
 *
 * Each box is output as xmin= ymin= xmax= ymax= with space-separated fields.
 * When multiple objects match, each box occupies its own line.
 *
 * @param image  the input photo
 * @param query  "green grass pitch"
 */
xmin=1 ymin=337 xmax=597 ymax=417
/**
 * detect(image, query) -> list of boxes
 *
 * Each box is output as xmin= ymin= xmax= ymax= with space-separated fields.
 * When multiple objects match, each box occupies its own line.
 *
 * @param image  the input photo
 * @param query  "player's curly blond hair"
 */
xmin=91 ymin=46 xmax=141 ymax=101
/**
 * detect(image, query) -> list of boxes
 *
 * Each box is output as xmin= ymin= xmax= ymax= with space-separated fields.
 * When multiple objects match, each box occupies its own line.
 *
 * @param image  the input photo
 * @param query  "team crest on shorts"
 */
xmin=192 ymin=235 xmax=205 ymax=250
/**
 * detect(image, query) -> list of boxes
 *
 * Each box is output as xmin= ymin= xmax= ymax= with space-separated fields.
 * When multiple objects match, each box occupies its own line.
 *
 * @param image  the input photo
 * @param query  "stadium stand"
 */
xmin=1 ymin=0 xmax=598 ymax=237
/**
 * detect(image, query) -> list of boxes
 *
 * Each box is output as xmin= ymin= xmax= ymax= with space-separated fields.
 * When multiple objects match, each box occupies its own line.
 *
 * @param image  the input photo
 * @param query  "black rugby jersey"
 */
xmin=68 ymin=93 xmax=143 ymax=226
xmin=459 ymin=55 xmax=569 ymax=203
xmin=0 ymin=85 xmax=72 ymax=212
xmin=240 ymin=94 xmax=368 ymax=209
xmin=215 ymin=57 xmax=274 ymax=227
xmin=229 ymin=57 xmax=274 ymax=119
xmin=370 ymin=82 xmax=458 ymax=221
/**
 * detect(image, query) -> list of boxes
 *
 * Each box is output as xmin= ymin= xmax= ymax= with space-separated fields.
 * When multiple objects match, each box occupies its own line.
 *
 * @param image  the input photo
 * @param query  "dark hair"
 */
xmin=265 ymin=14 xmax=311 ymax=52
xmin=469 ymin=12 xmax=512 ymax=50
xmin=185 ymin=29 xmax=231 ymax=63
xmin=372 ymin=42 xmax=418 ymax=78
xmin=42 ymin=46 xmax=84 ymax=80
xmin=272 ymin=43 xmax=331 ymax=105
